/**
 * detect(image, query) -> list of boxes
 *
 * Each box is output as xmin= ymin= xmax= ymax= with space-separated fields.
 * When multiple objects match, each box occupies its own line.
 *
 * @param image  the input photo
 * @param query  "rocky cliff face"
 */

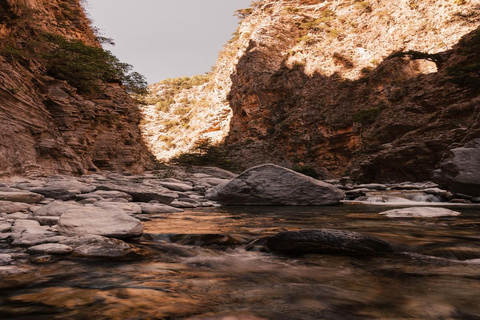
xmin=144 ymin=0 xmax=479 ymax=182
xmin=0 ymin=0 xmax=151 ymax=177
xmin=225 ymin=0 xmax=480 ymax=181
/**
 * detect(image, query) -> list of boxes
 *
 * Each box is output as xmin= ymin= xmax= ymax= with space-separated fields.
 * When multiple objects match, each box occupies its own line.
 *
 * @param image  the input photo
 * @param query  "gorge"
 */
xmin=1 ymin=0 xmax=480 ymax=319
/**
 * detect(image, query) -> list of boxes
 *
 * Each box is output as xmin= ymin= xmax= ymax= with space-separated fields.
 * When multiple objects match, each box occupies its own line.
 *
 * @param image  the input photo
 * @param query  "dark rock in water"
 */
xmin=265 ymin=229 xmax=394 ymax=256
xmin=169 ymin=233 xmax=251 ymax=247
xmin=206 ymin=164 xmax=345 ymax=206
xmin=432 ymin=138 xmax=480 ymax=197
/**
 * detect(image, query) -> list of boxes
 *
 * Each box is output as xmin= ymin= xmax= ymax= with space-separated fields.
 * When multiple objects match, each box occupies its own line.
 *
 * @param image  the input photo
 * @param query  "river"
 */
xmin=1 ymin=204 xmax=480 ymax=319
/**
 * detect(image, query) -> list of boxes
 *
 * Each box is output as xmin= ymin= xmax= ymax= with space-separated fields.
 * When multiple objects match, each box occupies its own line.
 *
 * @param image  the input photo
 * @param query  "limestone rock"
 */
xmin=265 ymin=229 xmax=394 ymax=256
xmin=0 ymin=201 xmax=31 ymax=214
xmin=95 ymin=201 xmax=142 ymax=215
xmin=57 ymin=207 xmax=143 ymax=239
xmin=96 ymin=184 xmax=177 ymax=204
xmin=0 ymin=191 xmax=44 ymax=203
xmin=207 ymin=164 xmax=345 ymax=206
xmin=33 ymin=201 xmax=83 ymax=217
xmin=379 ymin=207 xmax=461 ymax=218
xmin=27 ymin=243 xmax=73 ymax=255
xmin=139 ymin=203 xmax=184 ymax=214
xmin=60 ymin=235 xmax=147 ymax=260
xmin=432 ymin=139 xmax=480 ymax=197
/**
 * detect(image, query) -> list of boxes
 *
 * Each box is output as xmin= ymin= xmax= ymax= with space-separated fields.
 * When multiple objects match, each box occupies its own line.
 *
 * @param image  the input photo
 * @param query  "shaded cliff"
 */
xmin=0 ymin=0 xmax=151 ymax=177
xmin=223 ymin=0 xmax=480 ymax=181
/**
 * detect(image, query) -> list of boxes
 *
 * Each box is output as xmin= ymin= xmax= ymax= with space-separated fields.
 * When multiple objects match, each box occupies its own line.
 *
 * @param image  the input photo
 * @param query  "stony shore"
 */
xmin=0 ymin=164 xmax=476 ymax=276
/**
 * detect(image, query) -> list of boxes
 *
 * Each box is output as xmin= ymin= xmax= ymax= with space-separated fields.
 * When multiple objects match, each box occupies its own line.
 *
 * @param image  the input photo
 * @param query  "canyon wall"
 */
xmin=223 ymin=0 xmax=480 ymax=181
xmin=0 ymin=0 xmax=151 ymax=177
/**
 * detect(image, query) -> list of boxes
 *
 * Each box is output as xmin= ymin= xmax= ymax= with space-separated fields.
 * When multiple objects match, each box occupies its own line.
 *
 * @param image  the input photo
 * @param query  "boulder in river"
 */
xmin=379 ymin=207 xmax=461 ymax=218
xmin=265 ymin=229 xmax=394 ymax=255
xmin=57 ymin=207 xmax=143 ymax=239
xmin=432 ymin=138 xmax=480 ymax=197
xmin=206 ymin=164 xmax=345 ymax=205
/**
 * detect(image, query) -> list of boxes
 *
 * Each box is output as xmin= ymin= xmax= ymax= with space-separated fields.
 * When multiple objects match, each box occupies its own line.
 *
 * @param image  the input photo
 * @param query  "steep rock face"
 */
xmin=224 ymin=0 xmax=480 ymax=181
xmin=0 ymin=0 xmax=151 ymax=177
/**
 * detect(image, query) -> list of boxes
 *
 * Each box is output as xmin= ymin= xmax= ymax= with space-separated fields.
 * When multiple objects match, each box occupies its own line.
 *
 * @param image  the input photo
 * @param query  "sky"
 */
xmin=84 ymin=0 xmax=252 ymax=84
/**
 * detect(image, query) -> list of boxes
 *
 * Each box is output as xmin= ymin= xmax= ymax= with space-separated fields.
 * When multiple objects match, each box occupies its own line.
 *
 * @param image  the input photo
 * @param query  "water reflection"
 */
xmin=1 ymin=204 xmax=480 ymax=319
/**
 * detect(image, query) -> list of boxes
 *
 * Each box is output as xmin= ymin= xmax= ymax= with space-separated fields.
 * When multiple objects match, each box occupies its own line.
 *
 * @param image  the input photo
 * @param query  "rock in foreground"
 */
xmin=57 ymin=207 xmax=143 ymax=239
xmin=206 ymin=164 xmax=344 ymax=205
xmin=265 ymin=229 xmax=394 ymax=256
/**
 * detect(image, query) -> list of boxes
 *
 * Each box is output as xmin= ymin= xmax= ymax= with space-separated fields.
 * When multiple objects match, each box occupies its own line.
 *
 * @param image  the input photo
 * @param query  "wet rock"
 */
xmin=207 ymin=164 xmax=345 ymax=206
xmin=0 ymin=201 xmax=31 ymax=213
xmin=139 ymin=203 xmax=184 ymax=214
xmin=61 ymin=235 xmax=148 ymax=260
xmin=379 ymin=207 xmax=461 ymax=218
xmin=169 ymin=233 xmax=251 ymax=247
xmin=27 ymin=243 xmax=73 ymax=255
xmin=33 ymin=201 xmax=83 ymax=217
xmin=0 ymin=191 xmax=44 ymax=203
xmin=57 ymin=207 xmax=143 ymax=239
xmin=265 ymin=229 xmax=394 ymax=256
xmin=96 ymin=183 xmax=178 ymax=204
xmin=432 ymin=138 xmax=480 ymax=197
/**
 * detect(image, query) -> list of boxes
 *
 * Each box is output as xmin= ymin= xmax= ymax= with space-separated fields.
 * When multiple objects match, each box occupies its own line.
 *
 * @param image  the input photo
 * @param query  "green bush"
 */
xmin=170 ymin=139 xmax=236 ymax=170
xmin=42 ymin=34 xmax=147 ymax=94
xmin=352 ymin=108 xmax=381 ymax=124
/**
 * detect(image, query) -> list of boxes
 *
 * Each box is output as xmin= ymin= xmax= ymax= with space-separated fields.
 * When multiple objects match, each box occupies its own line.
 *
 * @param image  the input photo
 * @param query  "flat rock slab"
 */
xmin=33 ymin=201 xmax=83 ymax=217
xmin=265 ymin=229 xmax=394 ymax=256
xmin=0 ymin=191 xmax=44 ymax=203
xmin=207 ymin=164 xmax=345 ymax=205
xmin=27 ymin=243 xmax=73 ymax=255
xmin=0 ymin=201 xmax=31 ymax=214
xmin=139 ymin=203 xmax=183 ymax=214
xmin=57 ymin=207 xmax=143 ymax=239
xmin=380 ymin=207 xmax=461 ymax=218
xmin=96 ymin=184 xmax=178 ymax=204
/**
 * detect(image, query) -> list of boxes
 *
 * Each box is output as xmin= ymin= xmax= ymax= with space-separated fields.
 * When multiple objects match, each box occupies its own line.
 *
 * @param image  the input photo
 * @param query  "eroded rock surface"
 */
xmin=207 ymin=164 xmax=344 ymax=205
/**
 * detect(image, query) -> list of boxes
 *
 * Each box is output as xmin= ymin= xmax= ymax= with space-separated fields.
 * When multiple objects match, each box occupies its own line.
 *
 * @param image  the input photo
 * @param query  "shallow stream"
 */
xmin=2 ymin=204 xmax=480 ymax=319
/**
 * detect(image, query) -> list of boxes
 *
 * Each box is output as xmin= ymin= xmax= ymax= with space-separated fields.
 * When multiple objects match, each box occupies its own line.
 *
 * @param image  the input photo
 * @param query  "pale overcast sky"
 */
xmin=84 ymin=0 xmax=252 ymax=84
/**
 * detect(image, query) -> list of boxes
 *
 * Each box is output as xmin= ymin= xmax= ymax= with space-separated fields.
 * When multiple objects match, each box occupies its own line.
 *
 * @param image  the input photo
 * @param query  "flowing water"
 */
xmin=2 ymin=204 xmax=480 ymax=319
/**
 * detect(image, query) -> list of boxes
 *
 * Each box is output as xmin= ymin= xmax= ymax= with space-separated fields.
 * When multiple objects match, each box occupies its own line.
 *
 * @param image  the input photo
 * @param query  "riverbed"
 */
xmin=1 ymin=203 xmax=480 ymax=319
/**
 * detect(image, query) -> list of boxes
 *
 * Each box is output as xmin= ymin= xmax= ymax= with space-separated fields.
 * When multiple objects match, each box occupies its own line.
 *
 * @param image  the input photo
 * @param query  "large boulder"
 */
xmin=206 ymin=164 xmax=345 ymax=205
xmin=265 ymin=229 xmax=394 ymax=255
xmin=57 ymin=207 xmax=143 ymax=239
xmin=432 ymin=138 xmax=480 ymax=197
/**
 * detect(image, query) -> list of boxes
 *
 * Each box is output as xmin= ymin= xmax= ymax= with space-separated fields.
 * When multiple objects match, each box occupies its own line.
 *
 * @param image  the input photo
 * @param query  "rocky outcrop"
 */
xmin=265 ymin=229 xmax=394 ymax=256
xmin=207 ymin=164 xmax=344 ymax=205
xmin=432 ymin=138 xmax=480 ymax=197
xmin=0 ymin=0 xmax=151 ymax=177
